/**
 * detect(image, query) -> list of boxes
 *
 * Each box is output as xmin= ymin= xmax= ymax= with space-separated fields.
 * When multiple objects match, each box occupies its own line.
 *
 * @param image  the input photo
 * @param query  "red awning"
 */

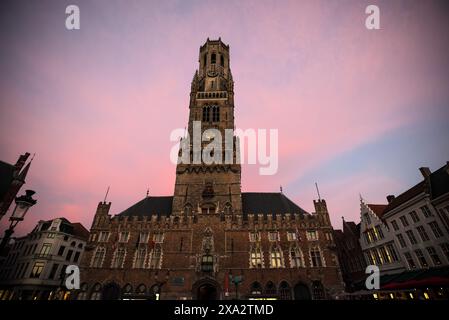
xmin=382 ymin=276 xmax=449 ymax=290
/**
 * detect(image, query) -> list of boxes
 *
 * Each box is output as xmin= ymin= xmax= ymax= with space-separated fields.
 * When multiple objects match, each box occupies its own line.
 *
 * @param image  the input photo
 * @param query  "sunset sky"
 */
xmin=1 ymin=0 xmax=449 ymax=236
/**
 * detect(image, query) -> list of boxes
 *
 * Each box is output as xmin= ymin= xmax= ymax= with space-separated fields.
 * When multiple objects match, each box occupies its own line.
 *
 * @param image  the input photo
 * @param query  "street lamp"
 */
xmin=228 ymin=271 xmax=243 ymax=300
xmin=0 ymin=190 xmax=37 ymax=256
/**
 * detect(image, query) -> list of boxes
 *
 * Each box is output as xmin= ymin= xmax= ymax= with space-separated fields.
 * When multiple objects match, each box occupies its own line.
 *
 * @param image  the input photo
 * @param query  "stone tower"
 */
xmin=172 ymin=38 xmax=242 ymax=217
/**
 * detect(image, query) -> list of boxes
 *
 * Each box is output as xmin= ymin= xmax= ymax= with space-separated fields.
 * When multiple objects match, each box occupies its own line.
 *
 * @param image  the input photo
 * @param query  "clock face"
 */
xmin=207 ymin=70 xmax=218 ymax=77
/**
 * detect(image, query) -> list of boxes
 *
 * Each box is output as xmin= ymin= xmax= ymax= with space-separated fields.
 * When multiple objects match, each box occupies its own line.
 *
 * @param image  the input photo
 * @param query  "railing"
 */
xmin=196 ymin=91 xmax=228 ymax=100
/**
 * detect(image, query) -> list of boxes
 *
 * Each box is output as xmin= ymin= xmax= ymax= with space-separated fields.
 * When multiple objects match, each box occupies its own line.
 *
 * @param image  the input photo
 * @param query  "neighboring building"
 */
xmin=0 ymin=153 xmax=32 ymax=221
xmin=359 ymin=200 xmax=404 ymax=275
xmin=0 ymin=218 xmax=89 ymax=300
xmin=78 ymin=39 xmax=345 ymax=300
xmin=382 ymin=164 xmax=449 ymax=271
xmin=333 ymin=218 xmax=367 ymax=292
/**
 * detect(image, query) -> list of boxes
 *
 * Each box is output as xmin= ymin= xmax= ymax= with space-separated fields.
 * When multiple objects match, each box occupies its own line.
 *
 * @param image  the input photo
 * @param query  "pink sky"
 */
xmin=1 ymin=0 xmax=449 ymax=236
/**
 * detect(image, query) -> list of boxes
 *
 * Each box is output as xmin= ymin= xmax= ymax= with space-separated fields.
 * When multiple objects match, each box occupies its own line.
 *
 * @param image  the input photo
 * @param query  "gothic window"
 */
xmin=139 ymin=232 xmax=149 ymax=244
xmin=250 ymin=245 xmax=263 ymax=268
xmin=224 ymin=203 xmax=232 ymax=215
xmin=312 ymin=281 xmax=325 ymax=300
xmin=201 ymin=254 xmax=214 ymax=272
xmin=77 ymin=283 xmax=88 ymax=300
xmin=202 ymin=106 xmax=210 ymax=122
xmin=118 ymin=231 xmax=129 ymax=243
xmin=220 ymin=55 xmax=224 ymax=67
xmin=310 ymin=246 xmax=323 ymax=267
xmin=153 ymin=232 xmax=164 ymax=243
xmin=203 ymin=54 xmax=207 ymax=67
xmin=134 ymin=247 xmax=147 ymax=269
xmin=90 ymin=283 xmax=102 ymax=300
xmin=211 ymin=53 xmax=216 ymax=64
xmin=265 ymin=281 xmax=277 ymax=295
xmin=111 ymin=248 xmax=126 ymax=268
xmin=279 ymin=281 xmax=292 ymax=300
xmin=149 ymin=245 xmax=162 ymax=269
xmin=136 ymin=284 xmax=147 ymax=295
xmin=184 ymin=204 xmax=192 ymax=216
xmin=212 ymin=106 xmax=220 ymax=122
xmin=250 ymin=282 xmax=262 ymax=295
xmin=290 ymin=246 xmax=303 ymax=268
xmin=268 ymin=232 xmax=280 ymax=242
xmin=270 ymin=245 xmax=283 ymax=268
xmin=91 ymin=246 xmax=106 ymax=268
xmin=249 ymin=231 xmax=261 ymax=242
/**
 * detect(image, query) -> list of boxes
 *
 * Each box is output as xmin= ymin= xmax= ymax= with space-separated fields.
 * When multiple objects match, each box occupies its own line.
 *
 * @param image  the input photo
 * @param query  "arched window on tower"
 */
xmin=202 ymin=106 xmax=210 ymax=122
xmin=212 ymin=106 xmax=220 ymax=122
xmin=211 ymin=53 xmax=216 ymax=64
xmin=203 ymin=54 xmax=207 ymax=67
xmin=220 ymin=55 xmax=224 ymax=67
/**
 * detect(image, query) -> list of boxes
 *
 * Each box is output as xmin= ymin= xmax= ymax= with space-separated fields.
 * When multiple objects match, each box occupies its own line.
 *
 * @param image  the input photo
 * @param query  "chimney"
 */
xmin=419 ymin=167 xmax=431 ymax=179
xmin=386 ymin=195 xmax=395 ymax=204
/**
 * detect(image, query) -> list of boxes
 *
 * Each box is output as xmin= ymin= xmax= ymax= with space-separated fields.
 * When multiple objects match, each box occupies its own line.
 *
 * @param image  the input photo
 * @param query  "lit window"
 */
xmin=134 ymin=248 xmax=147 ymax=269
xmin=268 ymin=232 xmax=279 ymax=242
xmin=306 ymin=230 xmax=318 ymax=241
xmin=250 ymin=245 xmax=263 ymax=268
xmin=249 ymin=232 xmax=261 ymax=242
xmin=270 ymin=245 xmax=283 ymax=268
xmin=30 ymin=262 xmax=45 ymax=278
xmin=201 ymin=254 xmax=214 ymax=272
xmin=287 ymin=231 xmax=297 ymax=241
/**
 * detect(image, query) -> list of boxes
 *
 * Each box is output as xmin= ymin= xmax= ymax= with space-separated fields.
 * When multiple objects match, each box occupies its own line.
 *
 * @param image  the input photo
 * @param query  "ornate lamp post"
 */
xmin=228 ymin=271 xmax=243 ymax=300
xmin=0 ymin=190 xmax=37 ymax=256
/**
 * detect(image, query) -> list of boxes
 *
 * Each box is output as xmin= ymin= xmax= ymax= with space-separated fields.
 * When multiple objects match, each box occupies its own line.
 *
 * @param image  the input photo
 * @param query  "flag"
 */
xmin=224 ymin=272 xmax=229 ymax=296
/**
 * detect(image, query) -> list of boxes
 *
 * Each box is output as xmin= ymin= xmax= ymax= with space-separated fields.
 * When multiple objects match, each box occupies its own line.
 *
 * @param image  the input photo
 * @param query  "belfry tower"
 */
xmin=172 ymin=38 xmax=242 ymax=217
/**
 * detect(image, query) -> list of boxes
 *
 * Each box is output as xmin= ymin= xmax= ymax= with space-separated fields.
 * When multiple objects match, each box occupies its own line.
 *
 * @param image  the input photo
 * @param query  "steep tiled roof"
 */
xmin=241 ymin=192 xmax=308 ymax=216
xmin=117 ymin=192 xmax=309 ymax=217
xmin=383 ymin=181 xmax=426 ymax=214
xmin=367 ymin=204 xmax=387 ymax=218
xmin=71 ymin=223 xmax=89 ymax=240
xmin=118 ymin=196 xmax=173 ymax=217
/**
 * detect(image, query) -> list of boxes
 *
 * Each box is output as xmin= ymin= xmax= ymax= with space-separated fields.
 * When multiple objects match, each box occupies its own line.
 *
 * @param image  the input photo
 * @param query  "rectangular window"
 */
xmin=270 ymin=248 xmax=283 ymax=268
xmin=375 ymin=226 xmax=384 ymax=239
xmin=73 ymin=251 xmax=80 ymax=263
xmin=119 ymin=231 xmax=130 ymax=243
xmin=306 ymin=230 xmax=318 ymax=241
xmin=98 ymin=232 xmax=110 ymax=242
xmin=364 ymin=232 xmax=371 ymax=245
xmin=414 ymin=249 xmax=428 ymax=268
xmin=416 ymin=226 xmax=430 ymax=242
xmin=406 ymin=230 xmax=418 ymax=245
xmin=420 ymin=205 xmax=432 ymax=218
xmin=400 ymin=216 xmax=409 ymax=227
xmin=428 ymin=221 xmax=444 ymax=238
xmin=249 ymin=232 xmax=260 ymax=242
xmin=440 ymin=243 xmax=449 ymax=261
xmin=325 ymin=232 xmax=333 ymax=241
xmin=426 ymin=247 xmax=441 ymax=266
xmin=139 ymin=232 xmax=149 ymax=244
xmin=57 ymin=246 xmax=65 ymax=256
xmin=310 ymin=248 xmax=323 ymax=267
xmin=153 ymin=232 xmax=164 ymax=243
xmin=396 ymin=234 xmax=406 ymax=248
xmin=66 ymin=249 xmax=73 ymax=261
xmin=250 ymin=248 xmax=263 ymax=268
xmin=290 ymin=247 xmax=302 ymax=267
xmin=287 ymin=231 xmax=297 ymax=241
xmin=409 ymin=211 xmax=420 ymax=223
xmin=379 ymin=246 xmax=391 ymax=263
xmin=404 ymin=252 xmax=416 ymax=269
xmin=365 ymin=252 xmax=374 ymax=265
xmin=47 ymin=233 xmax=56 ymax=239
xmin=48 ymin=264 xmax=59 ymax=279
xmin=30 ymin=262 xmax=45 ymax=278
xmin=387 ymin=243 xmax=399 ymax=261
xmin=40 ymin=243 xmax=52 ymax=256
xmin=268 ymin=232 xmax=279 ymax=242
xmin=391 ymin=220 xmax=399 ymax=231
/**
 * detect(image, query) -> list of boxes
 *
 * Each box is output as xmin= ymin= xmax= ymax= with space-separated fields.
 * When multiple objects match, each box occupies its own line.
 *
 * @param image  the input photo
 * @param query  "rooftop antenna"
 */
xmin=315 ymin=182 xmax=321 ymax=201
xmin=103 ymin=186 xmax=110 ymax=203
xmin=280 ymin=185 xmax=283 ymax=193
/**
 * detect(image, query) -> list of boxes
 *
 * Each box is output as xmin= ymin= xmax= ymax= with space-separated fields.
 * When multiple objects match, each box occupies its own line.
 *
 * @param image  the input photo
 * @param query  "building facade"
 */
xmin=0 ymin=218 xmax=89 ymax=300
xmin=382 ymin=165 xmax=449 ymax=270
xmin=359 ymin=201 xmax=404 ymax=275
xmin=78 ymin=39 xmax=345 ymax=300
xmin=333 ymin=219 xmax=367 ymax=292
